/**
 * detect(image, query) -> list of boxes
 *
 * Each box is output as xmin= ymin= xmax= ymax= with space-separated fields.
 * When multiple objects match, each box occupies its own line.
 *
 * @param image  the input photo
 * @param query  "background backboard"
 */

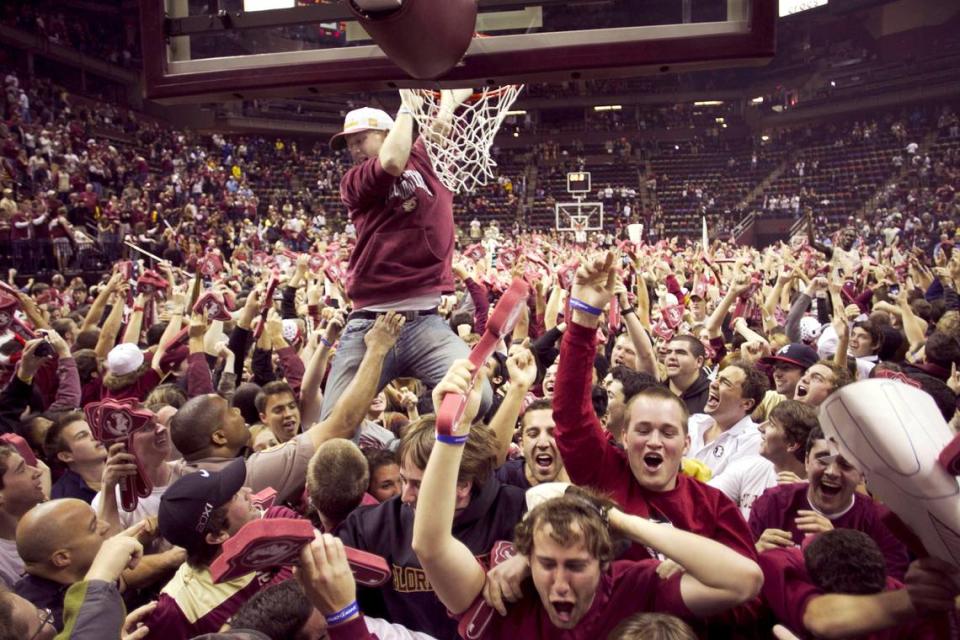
xmin=142 ymin=0 xmax=776 ymax=103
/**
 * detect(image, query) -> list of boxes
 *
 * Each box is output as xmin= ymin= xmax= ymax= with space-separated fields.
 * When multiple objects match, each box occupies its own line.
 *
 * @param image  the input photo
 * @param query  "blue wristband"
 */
xmin=320 ymin=337 xmax=333 ymax=348
xmin=325 ymin=601 xmax=359 ymax=626
xmin=569 ymin=298 xmax=603 ymax=316
xmin=436 ymin=433 xmax=469 ymax=446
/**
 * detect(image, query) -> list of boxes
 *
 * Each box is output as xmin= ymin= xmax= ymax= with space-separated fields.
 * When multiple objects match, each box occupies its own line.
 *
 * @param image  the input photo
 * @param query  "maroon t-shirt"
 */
xmin=462 ymin=560 xmax=691 ymax=639
xmin=339 ymin=138 xmax=455 ymax=308
xmin=103 ymin=368 xmax=162 ymax=403
xmin=758 ymin=547 xmax=944 ymax=639
xmin=748 ymin=483 xmax=909 ymax=581
xmin=554 ymin=323 xmax=758 ymax=563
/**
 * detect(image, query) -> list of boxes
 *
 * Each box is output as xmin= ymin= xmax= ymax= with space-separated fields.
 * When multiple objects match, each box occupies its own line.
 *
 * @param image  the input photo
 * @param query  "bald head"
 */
xmin=171 ymin=394 xmax=224 ymax=457
xmin=16 ymin=499 xmax=99 ymax=568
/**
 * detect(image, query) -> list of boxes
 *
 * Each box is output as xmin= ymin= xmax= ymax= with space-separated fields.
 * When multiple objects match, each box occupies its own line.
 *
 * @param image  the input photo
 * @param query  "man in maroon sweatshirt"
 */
xmin=319 ymin=91 xmax=490 ymax=422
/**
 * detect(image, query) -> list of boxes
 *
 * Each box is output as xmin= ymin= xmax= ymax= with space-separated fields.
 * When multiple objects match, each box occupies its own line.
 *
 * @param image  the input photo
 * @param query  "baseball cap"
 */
xmin=329 ymin=107 xmax=394 ymax=150
xmin=107 ymin=343 xmax=144 ymax=376
xmin=761 ymin=343 xmax=818 ymax=370
xmin=158 ymin=458 xmax=247 ymax=552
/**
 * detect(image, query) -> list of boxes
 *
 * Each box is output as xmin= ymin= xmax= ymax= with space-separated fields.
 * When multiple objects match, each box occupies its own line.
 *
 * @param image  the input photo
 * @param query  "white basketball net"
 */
xmin=402 ymin=85 xmax=524 ymax=194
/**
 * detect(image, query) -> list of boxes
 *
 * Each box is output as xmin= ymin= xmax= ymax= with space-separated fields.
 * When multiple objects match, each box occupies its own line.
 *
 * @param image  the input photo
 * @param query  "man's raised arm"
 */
xmin=553 ymin=252 xmax=621 ymax=487
xmin=307 ymin=312 xmax=404 ymax=449
xmin=412 ymin=360 xmax=489 ymax=615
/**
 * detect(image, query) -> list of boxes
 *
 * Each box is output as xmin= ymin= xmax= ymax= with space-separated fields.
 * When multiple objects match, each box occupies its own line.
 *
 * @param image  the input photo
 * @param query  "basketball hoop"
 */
xmin=572 ymin=217 xmax=588 ymax=243
xmin=401 ymin=84 xmax=523 ymax=194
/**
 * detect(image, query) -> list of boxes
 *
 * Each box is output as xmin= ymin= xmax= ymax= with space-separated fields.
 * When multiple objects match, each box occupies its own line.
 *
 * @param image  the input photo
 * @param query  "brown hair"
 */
xmin=398 ymin=417 xmax=497 ymax=488
xmin=43 ymin=411 xmax=87 ymax=465
xmin=514 ymin=491 xmax=616 ymax=565
xmin=768 ymin=400 xmax=820 ymax=463
xmin=813 ymin=359 xmax=852 ymax=392
xmin=0 ymin=446 xmax=14 ymax=490
xmin=607 ymin=613 xmax=697 ymax=640
xmin=306 ymin=439 xmax=369 ymax=524
xmin=624 ymin=385 xmax=690 ymax=433
xmin=729 ymin=361 xmax=770 ymax=413
xmin=145 ymin=383 xmax=188 ymax=412
xmin=255 ymin=381 xmax=296 ymax=414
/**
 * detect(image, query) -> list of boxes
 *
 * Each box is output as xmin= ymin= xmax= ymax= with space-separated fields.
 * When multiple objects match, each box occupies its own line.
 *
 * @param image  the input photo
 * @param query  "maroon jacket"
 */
xmin=340 ymin=139 xmax=455 ymax=308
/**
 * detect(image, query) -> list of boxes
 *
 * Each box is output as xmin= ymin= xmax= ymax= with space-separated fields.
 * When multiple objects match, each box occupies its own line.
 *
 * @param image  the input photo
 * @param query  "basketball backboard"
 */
xmin=142 ymin=0 xmax=775 ymax=103
xmin=556 ymin=201 xmax=603 ymax=233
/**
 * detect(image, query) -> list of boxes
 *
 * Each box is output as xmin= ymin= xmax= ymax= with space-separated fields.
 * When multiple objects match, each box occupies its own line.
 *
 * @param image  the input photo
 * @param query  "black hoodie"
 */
xmin=336 ymin=475 xmax=526 ymax=639
xmin=679 ymin=370 xmax=712 ymax=415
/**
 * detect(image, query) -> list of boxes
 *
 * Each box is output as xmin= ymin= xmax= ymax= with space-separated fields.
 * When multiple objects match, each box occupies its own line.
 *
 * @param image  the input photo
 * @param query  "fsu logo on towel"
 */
xmin=713 ymin=445 xmax=725 ymax=458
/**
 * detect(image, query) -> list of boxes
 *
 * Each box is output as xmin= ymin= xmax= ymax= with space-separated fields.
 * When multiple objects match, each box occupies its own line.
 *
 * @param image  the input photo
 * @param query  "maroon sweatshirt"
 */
xmin=340 ymin=139 xmax=455 ymax=308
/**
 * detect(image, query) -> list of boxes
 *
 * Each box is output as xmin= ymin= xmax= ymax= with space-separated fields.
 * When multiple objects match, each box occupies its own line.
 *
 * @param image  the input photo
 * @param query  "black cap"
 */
xmin=158 ymin=458 xmax=247 ymax=552
xmin=760 ymin=343 xmax=818 ymax=371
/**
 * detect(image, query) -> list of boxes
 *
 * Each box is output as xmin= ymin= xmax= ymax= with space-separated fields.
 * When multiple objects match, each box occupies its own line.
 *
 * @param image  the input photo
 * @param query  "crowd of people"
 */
xmin=0 ymin=41 xmax=959 ymax=640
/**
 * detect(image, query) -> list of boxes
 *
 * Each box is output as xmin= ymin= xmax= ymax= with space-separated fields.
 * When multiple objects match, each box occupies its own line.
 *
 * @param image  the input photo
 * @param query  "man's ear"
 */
xmin=57 ymin=451 xmax=74 ymax=466
xmin=211 ymin=429 xmax=228 ymax=446
xmin=205 ymin=530 xmax=230 ymax=546
xmin=51 ymin=549 xmax=71 ymax=569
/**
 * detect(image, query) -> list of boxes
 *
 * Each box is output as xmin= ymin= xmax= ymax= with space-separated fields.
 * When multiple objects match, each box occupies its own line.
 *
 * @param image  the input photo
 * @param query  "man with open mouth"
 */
xmin=412 ymin=359 xmax=764 ymax=638
xmin=748 ymin=426 xmax=909 ymax=581
xmin=495 ymin=397 xmax=569 ymax=490
xmin=686 ymin=362 xmax=769 ymax=479
xmin=548 ymin=253 xmax=759 ymax=567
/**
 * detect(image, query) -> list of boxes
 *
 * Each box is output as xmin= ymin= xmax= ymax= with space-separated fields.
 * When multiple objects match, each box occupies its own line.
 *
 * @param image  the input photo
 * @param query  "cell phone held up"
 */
xmin=34 ymin=340 xmax=54 ymax=358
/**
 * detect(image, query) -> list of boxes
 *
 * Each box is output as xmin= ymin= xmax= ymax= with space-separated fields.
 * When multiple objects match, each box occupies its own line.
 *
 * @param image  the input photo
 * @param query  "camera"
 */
xmin=34 ymin=340 xmax=54 ymax=358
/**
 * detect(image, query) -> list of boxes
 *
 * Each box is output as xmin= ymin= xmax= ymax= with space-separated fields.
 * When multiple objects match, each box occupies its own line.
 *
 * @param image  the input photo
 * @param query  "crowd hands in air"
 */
xmin=0 ymin=210 xmax=959 ymax=640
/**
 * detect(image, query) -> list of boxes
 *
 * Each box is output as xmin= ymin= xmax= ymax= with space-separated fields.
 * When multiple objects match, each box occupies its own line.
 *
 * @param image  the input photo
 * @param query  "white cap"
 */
xmin=107 ymin=343 xmax=144 ymax=376
xmin=799 ymin=316 xmax=822 ymax=343
xmin=329 ymin=107 xmax=394 ymax=150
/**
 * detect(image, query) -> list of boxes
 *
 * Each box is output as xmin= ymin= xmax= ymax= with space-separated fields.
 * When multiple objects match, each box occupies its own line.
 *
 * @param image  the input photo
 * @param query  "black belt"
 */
xmin=348 ymin=308 xmax=438 ymax=323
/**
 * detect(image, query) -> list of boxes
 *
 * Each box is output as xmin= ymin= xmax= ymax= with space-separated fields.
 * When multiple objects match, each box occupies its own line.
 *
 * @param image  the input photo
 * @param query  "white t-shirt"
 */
xmin=92 ymin=483 xmax=169 ymax=530
xmin=687 ymin=414 xmax=762 ymax=478
xmin=708 ymin=455 xmax=778 ymax=519
xmin=0 ymin=537 xmax=24 ymax=588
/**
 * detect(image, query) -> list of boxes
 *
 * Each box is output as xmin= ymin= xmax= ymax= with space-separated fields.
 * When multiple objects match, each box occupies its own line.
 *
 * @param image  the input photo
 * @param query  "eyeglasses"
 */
xmin=28 ymin=607 xmax=53 ymax=640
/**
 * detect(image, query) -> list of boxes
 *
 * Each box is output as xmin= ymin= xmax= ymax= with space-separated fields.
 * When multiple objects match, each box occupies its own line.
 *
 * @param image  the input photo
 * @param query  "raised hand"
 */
xmin=482 ymin=554 xmax=530 ymax=616
xmin=18 ymin=339 xmax=51 ymax=380
xmin=42 ymin=328 xmax=71 ymax=358
xmin=297 ymin=532 xmax=358 ymax=617
xmin=570 ymin=251 xmax=617 ymax=326
xmin=84 ymin=533 xmax=144 ymax=583
xmin=431 ymin=359 xmax=486 ymax=431
xmin=101 ymin=442 xmax=138 ymax=492
xmin=363 ymin=311 xmax=405 ymax=354
xmin=187 ymin=312 xmax=208 ymax=340
xmin=324 ymin=311 xmax=345 ymax=346
xmin=505 ymin=344 xmax=537 ymax=391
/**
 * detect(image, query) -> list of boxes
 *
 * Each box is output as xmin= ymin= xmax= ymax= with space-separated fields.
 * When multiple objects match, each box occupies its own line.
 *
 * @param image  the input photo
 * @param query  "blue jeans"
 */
xmin=319 ymin=313 xmax=492 ymax=423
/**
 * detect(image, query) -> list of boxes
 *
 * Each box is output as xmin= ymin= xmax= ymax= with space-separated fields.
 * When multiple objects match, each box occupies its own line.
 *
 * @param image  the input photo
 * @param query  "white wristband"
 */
xmin=397 ymin=107 xmax=413 ymax=117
